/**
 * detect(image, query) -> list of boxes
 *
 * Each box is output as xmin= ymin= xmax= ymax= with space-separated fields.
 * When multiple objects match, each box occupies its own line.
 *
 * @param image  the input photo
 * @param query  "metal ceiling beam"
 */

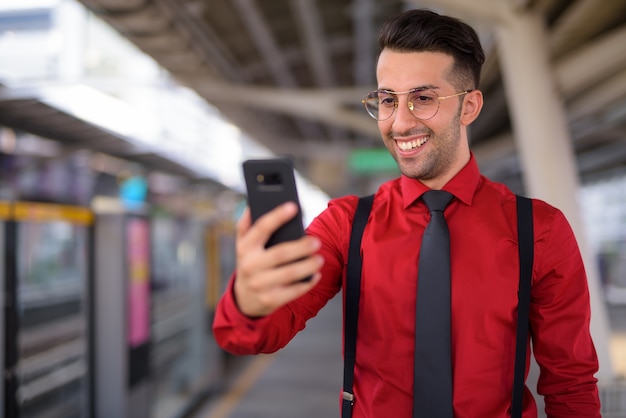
xmin=555 ymin=24 xmax=626 ymax=97
xmin=351 ymin=0 xmax=376 ymax=86
xmin=232 ymin=0 xmax=297 ymax=87
xmin=77 ymin=0 xmax=147 ymax=12
xmin=238 ymin=35 xmax=353 ymax=80
xmin=289 ymin=0 xmax=348 ymax=142
xmin=290 ymin=0 xmax=336 ymax=87
xmin=65 ymin=0 xmax=626 ymax=182
xmin=231 ymin=0 xmax=325 ymax=139
xmin=530 ymin=0 xmax=561 ymax=16
xmin=549 ymin=0 xmax=626 ymax=55
xmin=577 ymin=138 xmax=626 ymax=175
xmin=474 ymin=23 xmax=626 ymax=170
xmin=189 ymin=81 xmax=378 ymax=137
xmin=569 ymin=69 xmax=626 ymax=121
xmin=475 ymin=12 xmax=626 ymax=142
xmin=184 ymin=16 xmax=626 ymax=141
xmin=408 ymin=0 xmax=510 ymax=23
xmin=476 ymin=0 xmax=626 ymax=139
xmin=152 ymin=0 xmax=245 ymax=80
xmin=475 ymin=121 xmax=626 ymax=186
xmin=481 ymin=133 xmax=626 ymax=185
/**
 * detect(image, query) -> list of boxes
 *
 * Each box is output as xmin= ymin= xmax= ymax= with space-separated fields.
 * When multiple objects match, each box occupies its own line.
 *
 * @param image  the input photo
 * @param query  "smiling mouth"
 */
xmin=397 ymin=136 xmax=429 ymax=151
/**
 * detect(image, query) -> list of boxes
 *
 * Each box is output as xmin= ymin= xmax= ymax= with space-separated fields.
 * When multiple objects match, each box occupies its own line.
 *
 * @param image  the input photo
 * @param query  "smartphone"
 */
xmin=242 ymin=157 xmax=306 ymax=249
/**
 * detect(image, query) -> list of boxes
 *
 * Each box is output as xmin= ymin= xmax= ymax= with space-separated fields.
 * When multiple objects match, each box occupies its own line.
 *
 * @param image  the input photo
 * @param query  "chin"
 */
xmin=397 ymin=165 xmax=422 ymax=180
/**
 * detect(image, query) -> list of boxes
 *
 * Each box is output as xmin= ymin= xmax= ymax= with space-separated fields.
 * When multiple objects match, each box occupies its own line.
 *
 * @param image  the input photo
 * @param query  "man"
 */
xmin=213 ymin=8 xmax=601 ymax=418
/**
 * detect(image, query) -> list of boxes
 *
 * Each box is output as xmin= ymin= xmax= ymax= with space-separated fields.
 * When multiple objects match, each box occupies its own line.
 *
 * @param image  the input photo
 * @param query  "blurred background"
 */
xmin=0 ymin=0 xmax=624 ymax=417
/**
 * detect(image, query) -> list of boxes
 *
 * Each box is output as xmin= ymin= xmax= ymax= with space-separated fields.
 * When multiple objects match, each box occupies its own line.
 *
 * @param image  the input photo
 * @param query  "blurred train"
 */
xmin=0 ymin=126 xmax=240 ymax=418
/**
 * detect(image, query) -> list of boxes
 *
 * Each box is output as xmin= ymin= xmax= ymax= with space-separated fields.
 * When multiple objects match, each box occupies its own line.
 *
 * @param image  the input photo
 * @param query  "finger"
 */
xmin=245 ymin=271 xmax=323 ymax=317
xmin=278 ymin=255 xmax=324 ymax=285
xmin=255 ymin=253 xmax=324 ymax=289
xmin=242 ymin=202 xmax=299 ymax=250
xmin=238 ymin=235 xmax=321 ymax=279
xmin=264 ymin=235 xmax=321 ymax=268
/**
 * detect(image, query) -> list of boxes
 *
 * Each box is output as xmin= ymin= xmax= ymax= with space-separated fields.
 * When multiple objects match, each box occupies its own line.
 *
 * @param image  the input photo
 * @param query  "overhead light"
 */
xmin=41 ymin=84 xmax=160 ymax=145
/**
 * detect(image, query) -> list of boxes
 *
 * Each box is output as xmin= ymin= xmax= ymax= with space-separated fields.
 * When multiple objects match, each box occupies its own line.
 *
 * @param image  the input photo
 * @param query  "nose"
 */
xmin=391 ymin=96 xmax=421 ymax=132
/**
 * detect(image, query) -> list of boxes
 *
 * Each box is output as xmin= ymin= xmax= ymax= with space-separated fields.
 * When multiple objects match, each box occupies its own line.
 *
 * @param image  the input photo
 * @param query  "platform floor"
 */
xmin=190 ymin=298 xmax=626 ymax=418
xmin=195 ymin=294 xmax=343 ymax=418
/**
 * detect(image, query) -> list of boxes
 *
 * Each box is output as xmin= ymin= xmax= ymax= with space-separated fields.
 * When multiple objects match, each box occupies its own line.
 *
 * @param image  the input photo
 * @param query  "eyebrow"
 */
xmin=376 ymin=84 xmax=439 ymax=93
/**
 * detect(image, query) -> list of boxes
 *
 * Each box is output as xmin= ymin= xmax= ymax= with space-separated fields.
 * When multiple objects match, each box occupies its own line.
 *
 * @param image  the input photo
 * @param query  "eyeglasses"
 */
xmin=362 ymin=88 xmax=472 ymax=121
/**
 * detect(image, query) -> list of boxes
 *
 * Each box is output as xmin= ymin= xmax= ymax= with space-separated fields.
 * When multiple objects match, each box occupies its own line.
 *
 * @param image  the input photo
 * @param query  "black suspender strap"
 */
xmin=342 ymin=194 xmax=533 ymax=418
xmin=342 ymin=194 xmax=374 ymax=418
xmin=512 ymin=195 xmax=534 ymax=418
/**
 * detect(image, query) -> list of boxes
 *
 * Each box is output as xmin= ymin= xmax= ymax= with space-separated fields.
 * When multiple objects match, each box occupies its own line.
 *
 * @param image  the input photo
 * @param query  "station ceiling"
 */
xmin=19 ymin=0 xmax=626 ymax=196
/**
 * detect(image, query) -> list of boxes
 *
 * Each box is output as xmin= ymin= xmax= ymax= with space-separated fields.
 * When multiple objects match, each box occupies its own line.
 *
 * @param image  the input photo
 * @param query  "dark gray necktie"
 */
xmin=414 ymin=190 xmax=454 ymax=418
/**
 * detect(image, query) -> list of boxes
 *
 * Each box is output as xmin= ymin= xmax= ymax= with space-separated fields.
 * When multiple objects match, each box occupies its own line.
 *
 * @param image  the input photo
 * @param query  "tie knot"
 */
xmin=422 ymin=190 xmax=453 ymax=212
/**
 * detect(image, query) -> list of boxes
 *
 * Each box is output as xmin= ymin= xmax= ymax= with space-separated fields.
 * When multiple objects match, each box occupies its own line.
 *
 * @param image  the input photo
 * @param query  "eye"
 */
xmin=411 ymin=93 xmax=436 ymax=105
xmin=378 ymin=94 xmax=396 ymax=107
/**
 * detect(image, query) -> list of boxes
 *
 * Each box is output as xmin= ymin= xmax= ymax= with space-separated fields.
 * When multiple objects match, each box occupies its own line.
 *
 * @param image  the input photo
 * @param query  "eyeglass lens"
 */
xmin=364 ymin=90 xmax=440 ymax=121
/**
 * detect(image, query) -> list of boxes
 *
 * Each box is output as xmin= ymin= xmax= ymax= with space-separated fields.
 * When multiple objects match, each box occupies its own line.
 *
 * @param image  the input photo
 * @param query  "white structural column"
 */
xmin=495 ymin=7 xmax=614 ymax=380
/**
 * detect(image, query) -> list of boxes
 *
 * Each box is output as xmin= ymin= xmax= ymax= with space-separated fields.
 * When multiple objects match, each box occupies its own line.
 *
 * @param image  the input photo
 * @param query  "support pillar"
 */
xmin=495 ymin=7 xmax=614 ymax=381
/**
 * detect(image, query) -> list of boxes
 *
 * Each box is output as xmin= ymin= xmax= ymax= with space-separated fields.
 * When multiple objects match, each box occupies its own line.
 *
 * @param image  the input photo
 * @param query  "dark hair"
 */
xmin=378 ymin=9 xmax=485 ymax=89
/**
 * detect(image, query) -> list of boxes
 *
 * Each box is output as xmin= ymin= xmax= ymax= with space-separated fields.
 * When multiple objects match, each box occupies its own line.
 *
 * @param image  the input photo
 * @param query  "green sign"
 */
xmin=349 ymin=149 xmax=399 ymax=173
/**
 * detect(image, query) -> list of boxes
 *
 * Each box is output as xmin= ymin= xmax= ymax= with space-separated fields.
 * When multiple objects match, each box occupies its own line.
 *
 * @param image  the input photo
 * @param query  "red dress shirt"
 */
xmin=213 ymin=155 xmax=600 ymax=417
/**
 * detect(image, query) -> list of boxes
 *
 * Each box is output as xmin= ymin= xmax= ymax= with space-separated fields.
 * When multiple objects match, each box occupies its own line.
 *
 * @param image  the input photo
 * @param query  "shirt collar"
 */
xmin=401 ymin=152 xmax=481 ymax=209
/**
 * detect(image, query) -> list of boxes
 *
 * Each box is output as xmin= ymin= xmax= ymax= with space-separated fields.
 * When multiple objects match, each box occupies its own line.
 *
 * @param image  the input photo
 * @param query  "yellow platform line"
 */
xmin=206 ymin=354 xmax=276 ymax=418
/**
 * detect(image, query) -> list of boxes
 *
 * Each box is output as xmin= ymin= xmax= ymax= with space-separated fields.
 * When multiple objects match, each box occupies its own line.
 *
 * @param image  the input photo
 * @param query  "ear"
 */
xmin=460 ymin=89 xmax=483 ymax=126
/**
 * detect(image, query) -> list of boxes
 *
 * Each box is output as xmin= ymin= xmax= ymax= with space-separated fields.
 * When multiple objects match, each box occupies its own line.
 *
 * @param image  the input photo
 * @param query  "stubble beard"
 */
xmin=387 ymin=112 xmax=463 ymax=181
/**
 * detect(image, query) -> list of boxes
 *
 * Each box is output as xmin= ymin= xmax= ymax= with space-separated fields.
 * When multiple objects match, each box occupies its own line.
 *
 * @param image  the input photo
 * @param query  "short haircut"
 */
xmin=378 ymin=9 xmax=485 ymax=90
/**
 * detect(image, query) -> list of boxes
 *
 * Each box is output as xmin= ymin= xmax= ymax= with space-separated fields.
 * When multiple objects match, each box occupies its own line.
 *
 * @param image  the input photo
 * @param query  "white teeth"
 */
xmin=398 ymin=136 xmax=429 ymax=151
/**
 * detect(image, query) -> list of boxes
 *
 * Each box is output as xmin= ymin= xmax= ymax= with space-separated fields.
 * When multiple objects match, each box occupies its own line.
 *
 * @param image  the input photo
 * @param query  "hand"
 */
xmin=234 ymin=202 xmax=324 ymax=317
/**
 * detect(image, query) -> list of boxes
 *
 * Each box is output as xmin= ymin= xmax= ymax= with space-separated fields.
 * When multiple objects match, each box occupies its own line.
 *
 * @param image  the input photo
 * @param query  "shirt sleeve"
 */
xmin=212 ymin=196 xmax=357 ymax=356
xmin=530 ymin=203 xmax=601 ymax=417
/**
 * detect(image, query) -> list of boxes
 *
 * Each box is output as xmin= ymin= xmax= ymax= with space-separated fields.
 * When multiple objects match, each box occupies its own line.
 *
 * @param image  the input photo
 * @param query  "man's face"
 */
xmin=376 ymin=50 xmax=475 ymax=188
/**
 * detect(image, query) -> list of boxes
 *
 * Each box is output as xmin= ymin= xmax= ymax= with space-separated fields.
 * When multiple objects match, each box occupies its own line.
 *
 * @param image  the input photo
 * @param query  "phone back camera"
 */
xmin=257 ymin=172 xmax=282 ymax=185
xmin=256 ymin=172 xmax=285 ymax=192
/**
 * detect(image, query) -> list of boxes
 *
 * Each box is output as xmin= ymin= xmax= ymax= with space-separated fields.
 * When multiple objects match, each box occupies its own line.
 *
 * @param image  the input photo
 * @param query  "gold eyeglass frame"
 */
xmin=362 ymin=89 xmax=472 ymax=121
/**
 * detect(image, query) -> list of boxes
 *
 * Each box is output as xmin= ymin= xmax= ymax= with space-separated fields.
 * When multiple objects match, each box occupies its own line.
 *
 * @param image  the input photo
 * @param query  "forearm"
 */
xmin=213 ymin=197 xmax=350 ymax=355
xmin=531 ymin=209 xmax=601 ymax=417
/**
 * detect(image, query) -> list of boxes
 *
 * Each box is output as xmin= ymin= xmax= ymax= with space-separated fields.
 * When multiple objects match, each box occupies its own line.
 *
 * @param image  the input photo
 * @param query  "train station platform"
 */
xmin=190 ymin=298 xmax=626 ymax=418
